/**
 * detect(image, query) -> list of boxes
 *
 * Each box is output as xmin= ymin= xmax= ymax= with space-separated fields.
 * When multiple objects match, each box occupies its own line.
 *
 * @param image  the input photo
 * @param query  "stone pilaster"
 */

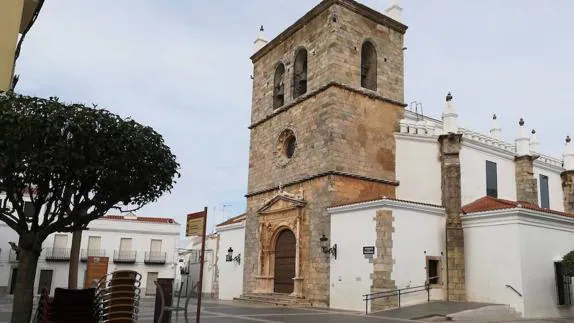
xmin=370 ymin=210 xmax=397 ymax=311
xmin=438 ymin=133 xmax=466 ymax=302
xmin=561 ymin=170 xmax=574 ymax=213
xmin=514 ymin=155 xmax=539 ymax=205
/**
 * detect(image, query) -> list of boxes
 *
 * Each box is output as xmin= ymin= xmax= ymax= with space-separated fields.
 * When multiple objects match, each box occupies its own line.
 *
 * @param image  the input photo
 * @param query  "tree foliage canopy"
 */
xmin=0 ymin=92 xmax=180 ymax=241
xmin=563 ymin=250 xmax=574 ymax=276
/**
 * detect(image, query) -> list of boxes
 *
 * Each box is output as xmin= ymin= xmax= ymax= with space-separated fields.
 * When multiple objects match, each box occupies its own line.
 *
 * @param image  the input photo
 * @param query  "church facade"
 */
xmin=211 ymin=0 xmax=574 ymax=318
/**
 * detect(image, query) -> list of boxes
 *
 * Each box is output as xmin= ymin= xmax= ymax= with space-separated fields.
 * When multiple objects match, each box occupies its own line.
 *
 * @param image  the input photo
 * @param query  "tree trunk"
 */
xmin=68 ymin=230 xmax=82 ymax=289
xmin=10 ymin=233 xmax=42 ymax=323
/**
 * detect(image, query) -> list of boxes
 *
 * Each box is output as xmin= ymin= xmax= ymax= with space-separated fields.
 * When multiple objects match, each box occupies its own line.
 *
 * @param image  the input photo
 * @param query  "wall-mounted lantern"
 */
xmin=319 ymin=234 xmax=337 ymax=259
xmin=226 ymin=247 xmax=241 ymax=264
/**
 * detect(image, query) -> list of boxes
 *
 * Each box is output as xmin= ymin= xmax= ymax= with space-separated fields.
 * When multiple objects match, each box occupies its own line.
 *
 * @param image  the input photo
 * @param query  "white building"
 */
xmin=0 ymin=213 xmax=180 ymax=297
xmin=207 ymin=93 xmax=574 ymax=319
xmin=179 ymin=214 xmax=245 ymax=301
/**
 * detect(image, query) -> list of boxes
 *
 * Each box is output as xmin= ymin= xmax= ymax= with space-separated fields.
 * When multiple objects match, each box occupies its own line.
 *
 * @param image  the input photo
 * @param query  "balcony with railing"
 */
xmin=9 ymin=249 xmax=18 ymax=263
xmin=144 ymin=252 xmax=167 ymax=265
xmin=45 ymin=248 xmax=71 ymax=262
xmin=113 ymin=250 xmax=137 ymax=264
xmin=80 ymin=249 xmax=106 ymax=262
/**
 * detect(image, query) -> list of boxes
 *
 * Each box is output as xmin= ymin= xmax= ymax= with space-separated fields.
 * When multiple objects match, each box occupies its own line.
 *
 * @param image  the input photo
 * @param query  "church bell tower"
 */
xmin=243 ymin=0 xmax=407 ymax=306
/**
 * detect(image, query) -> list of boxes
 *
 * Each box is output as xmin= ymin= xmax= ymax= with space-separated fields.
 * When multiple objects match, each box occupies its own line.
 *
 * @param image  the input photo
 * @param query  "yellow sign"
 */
xmin=186 ymin=210 xmax=206 ymax=237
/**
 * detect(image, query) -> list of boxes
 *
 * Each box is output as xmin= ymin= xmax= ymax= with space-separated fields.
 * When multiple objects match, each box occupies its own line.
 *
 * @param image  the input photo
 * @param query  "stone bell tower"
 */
xmin=242 ymin=0 xmax=407 ymax=306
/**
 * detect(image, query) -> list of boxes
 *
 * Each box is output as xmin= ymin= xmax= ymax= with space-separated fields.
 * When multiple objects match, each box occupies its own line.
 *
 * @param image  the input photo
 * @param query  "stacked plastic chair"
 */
xmin=34 ymin=287 xmax=99 ymax=323
xmin=95 ymin=270 xmax=142 ymax=323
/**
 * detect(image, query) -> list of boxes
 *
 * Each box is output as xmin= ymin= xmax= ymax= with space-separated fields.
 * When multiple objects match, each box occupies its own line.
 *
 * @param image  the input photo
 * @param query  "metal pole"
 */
xmin=196 ymin=207 xmax=208 ymax=323
xmin=398 ymin=290 xmax=401 ymax=308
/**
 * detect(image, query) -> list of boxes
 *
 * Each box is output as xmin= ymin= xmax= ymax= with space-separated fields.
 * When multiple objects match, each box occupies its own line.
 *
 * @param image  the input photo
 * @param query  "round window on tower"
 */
xmin=285 ymin=135 xmax=296 ymax=158
xmin=276 ymin=129 xmax=297 ymax=165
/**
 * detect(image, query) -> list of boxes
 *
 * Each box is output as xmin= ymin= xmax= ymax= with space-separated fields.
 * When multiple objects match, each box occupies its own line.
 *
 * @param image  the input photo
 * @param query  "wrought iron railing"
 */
xmin=144 ymin=252 xmax=167 ymax=265
xmin=81 ymin=249 xmax=106 ymax=261
xmin=362 ymin=278 xmax=437 ymax=315
xmin=45 ymin=248 xmax=71 ymax=261
xmin=113 ymin=250 xmax=137 ymax=263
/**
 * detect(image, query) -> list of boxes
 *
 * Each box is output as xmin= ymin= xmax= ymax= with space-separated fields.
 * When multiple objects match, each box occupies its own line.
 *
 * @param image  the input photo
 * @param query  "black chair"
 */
xmin=154 ymin=280 xmax=196 ymax=323
xmin=53 ymin=287 xmax=99 ymax=323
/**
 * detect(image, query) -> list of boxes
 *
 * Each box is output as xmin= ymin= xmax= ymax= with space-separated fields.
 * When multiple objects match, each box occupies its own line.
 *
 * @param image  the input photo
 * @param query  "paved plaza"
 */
xmin=1 ymin=297 xmax=573 ymax=322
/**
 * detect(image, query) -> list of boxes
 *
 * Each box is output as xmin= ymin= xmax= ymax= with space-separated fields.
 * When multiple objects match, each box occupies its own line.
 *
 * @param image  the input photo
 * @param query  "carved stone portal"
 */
xmin=254 ymin=192 xmax=306 ymax=297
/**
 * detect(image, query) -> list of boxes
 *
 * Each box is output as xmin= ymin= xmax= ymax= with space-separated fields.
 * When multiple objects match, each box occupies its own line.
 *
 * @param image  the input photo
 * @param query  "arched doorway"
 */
xmin=274 ymin=229 xmax=296 ymax=293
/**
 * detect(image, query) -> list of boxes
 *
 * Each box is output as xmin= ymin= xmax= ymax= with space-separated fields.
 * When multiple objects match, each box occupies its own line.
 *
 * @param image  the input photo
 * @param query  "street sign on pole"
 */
xmin=188 ymin=207 xmax=208 ymax=323
xmin=186 ymin=211 xmax=206 ymax=237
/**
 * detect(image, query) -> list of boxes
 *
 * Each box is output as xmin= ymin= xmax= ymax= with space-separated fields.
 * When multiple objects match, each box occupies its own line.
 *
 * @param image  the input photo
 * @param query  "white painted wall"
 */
xmin=463 ymin=214 xmax=525 ymax=315
xmin=395 ymin=134 xmax=442 ymax=205
xmin=518 ymin=217 xmax=574 ymax=318
xmin=0 ymin=216 xmax=180 ymax=297
xmin=217 ymin=222 xmax=245 ymax=300
xmin=329 ymin=200 xmax=445 ymax=312
xmin=0 ymin=222 xmax=20 ymax=295
xmin=534 ymin=165 xmax=564 ymax=212
xmin=330 ymin=207 xmax=376 ymax=312
xmin=460 ymin=143 xmax=517 ymax=205
xmin=463 ymin=210 xmax=574 ymax=318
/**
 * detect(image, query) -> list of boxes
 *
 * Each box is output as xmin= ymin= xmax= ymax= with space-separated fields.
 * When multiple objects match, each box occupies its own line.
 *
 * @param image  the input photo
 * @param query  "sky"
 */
xmin=14 ymin=0 xmax=574 ymax=235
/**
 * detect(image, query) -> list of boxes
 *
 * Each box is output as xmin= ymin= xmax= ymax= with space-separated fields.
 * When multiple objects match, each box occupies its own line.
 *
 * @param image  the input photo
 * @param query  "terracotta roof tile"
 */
xmin=462 ymin=196 xmax=574 ymax=218
xmin=216 ymin=213 xmax=246 ymax=227
xmin=102 ymin=215 xmax=178 ymax=224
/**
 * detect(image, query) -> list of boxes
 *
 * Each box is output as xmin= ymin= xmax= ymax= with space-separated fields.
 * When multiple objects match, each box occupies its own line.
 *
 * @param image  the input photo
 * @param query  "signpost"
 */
xmin=187 ymin=207 xmax=208 ymax=323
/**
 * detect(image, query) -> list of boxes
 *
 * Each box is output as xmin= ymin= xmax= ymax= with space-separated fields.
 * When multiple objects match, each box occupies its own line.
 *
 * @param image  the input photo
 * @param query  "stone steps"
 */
xmin=234 ymin=293 xmax=311 ymax=307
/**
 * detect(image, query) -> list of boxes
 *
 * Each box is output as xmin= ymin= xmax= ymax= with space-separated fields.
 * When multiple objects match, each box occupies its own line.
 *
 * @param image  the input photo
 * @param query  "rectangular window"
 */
xmin=486 ymin=161 xmax=498 ymax=198
xmin=540 ymin=174 xmax=550 ymax=209
xmin=426 ymin=256 xmax=442 ymax=286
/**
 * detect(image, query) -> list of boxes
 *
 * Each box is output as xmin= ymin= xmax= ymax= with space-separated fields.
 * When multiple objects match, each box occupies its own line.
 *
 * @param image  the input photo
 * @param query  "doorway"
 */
xmin=37 ymin=270 xmax=54 ymax=294
xmin=146 ymin=272 xmax=159 ymax=296
xmin=274 ymin=230 xmax=296 ymax=294
xmin=9 ymin=268 xmax=18 ymax=295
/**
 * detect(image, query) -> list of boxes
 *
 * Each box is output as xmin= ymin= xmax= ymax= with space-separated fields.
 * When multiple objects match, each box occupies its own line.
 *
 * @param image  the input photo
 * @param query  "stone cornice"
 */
xmin=245 ymin=170 xmax=399 ymax=198
xmin=248 ymin=81 xmax=406 ymax=130
xmin=462 ymin=208 xmax=574 ymax=232
xmin=328 ymin=198 xmax=445 ymax=216
xmin=250 ymin=0 xmax=407 ymax=62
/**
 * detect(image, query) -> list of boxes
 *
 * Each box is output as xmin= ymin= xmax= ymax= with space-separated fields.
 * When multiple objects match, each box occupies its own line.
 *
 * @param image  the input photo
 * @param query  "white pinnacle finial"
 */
xmin=442 ymin=92 xmax=458 ymax=134
xmin=515 ymin=118 xmax=530 ymax=156
xmin=489 ymin=114 xmax=502 ymax=139
xmin=564 ymin=136 xmax=574 ymax=170
xmin=530 ymin=129 xmax=540 ymax=153
xmin=385 ymin=0 xmax=403 ymax=22
xmin=254 ymin=25 xmax=268 ymax=53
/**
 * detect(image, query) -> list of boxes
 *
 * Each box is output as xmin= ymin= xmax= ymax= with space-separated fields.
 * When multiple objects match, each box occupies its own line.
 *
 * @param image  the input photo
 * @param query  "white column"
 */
xmin=530 ymin=129 xmax=540 ymax=154
xmin=490 ymin=114 xmax=502 ymax=139
xmin=564 ymin=136 xmax=574 ymax=170
xmin=254 ymin=25 xmax=268 ymax=53
xmin=515 ymin=118 xmax=531 ymax=156
xmin=385 ymin=0 xmax=403 ymax=22
xmin=442 ymin=92 xmax=458 ymax=134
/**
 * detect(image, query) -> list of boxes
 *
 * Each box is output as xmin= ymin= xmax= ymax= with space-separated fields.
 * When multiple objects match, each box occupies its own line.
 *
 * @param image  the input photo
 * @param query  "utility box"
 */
xmin=153 ymin=278 xmax=174 ymax=323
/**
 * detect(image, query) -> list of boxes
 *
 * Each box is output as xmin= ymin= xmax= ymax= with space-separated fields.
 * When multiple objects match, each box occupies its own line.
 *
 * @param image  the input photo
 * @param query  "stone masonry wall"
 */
xmin=561 ymin=170 xmax=574 ymax=213
xmin=439 ymin=133 xmax=466 ymax=302
xmin=515 ymin=156 xmax=539 ymax=205
xmin=328 ymin=4 xmax=405 ymax=103
xmin=243 ymin=175 xmax=397 ymax=306
xmin=370 ymin=209 xmax=397 ymax=311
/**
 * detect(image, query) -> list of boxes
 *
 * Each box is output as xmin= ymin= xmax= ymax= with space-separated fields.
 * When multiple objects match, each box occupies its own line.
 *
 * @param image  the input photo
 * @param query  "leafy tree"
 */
xmin=563 ymin=250 xmax=574 ymax=277
xmin=0 ymin=92 xmax=180 ymax=323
